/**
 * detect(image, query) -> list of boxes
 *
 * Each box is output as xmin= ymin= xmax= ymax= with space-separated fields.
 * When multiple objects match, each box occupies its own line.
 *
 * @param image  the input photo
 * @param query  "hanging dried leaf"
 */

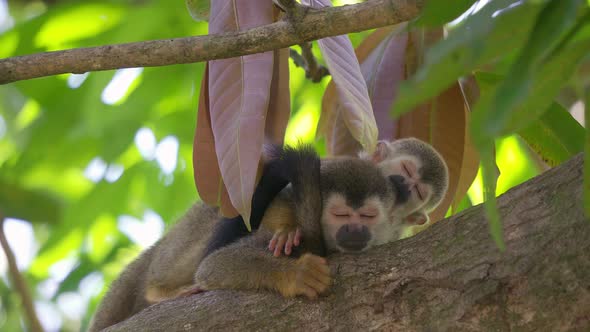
xmin=304 ymin=0 xmax=377 ymax=154
xmin=194 ymin=65 xmax=219 ymax=206
xmin=193 ymin=66 xmax=238 ymax=217
xmin=207 ymin=0 xmax=275 ymax=223
xmin=320 ymin=78 xmax=361 ymax=156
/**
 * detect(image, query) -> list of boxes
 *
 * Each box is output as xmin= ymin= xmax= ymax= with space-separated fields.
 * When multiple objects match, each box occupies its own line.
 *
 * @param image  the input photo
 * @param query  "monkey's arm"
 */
xmin=194 ymin=230 xmax=330 ymax=299
xmin=262 ymin=189 xmax=303 ymax=256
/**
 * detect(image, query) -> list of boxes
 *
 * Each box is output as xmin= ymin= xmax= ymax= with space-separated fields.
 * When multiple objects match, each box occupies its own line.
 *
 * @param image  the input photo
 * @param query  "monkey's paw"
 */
xmin=279 ymin=253 xmax=331 ymax=299
xmin=268 ymin=227 xmax=301 ymax=256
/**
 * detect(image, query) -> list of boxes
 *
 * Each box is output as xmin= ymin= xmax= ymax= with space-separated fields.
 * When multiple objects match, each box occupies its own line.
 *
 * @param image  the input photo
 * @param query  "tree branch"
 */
xmin=0 ymin=0 xmax=423 ymax=85
xmin=106 ymin=153 xmax=590 ymax=331
xmin=290 ymin=43 xmax=330 ymax=83
xmin=0 ymin=213 xmax=43 ymax=332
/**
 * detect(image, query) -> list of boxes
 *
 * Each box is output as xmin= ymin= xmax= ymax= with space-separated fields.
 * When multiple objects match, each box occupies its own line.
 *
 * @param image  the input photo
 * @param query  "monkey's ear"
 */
xmin=371 ymin=141 xmax=389 ymax=163
xmin=403 ymin=211 xmax=429 ymax=226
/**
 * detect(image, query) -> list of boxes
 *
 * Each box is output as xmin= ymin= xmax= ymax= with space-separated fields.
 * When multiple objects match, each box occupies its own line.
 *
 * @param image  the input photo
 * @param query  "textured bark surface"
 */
xmin=107 ymin=153 xmax=590 ymax=331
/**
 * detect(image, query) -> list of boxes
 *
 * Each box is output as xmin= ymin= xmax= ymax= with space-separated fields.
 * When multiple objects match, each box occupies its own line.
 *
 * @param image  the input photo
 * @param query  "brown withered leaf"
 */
xmin=304 ymin=0 xmax=377 ymax=154
xmin=206 ymin=0 xmax=275 ymax=223
xmin=193 ymin=66 xmax=238 ymax=217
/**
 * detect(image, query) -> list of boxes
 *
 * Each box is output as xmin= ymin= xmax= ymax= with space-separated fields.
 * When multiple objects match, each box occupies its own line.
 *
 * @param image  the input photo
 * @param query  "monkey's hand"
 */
xmin=278 ymin=253 xmax=331 ymax=299
xmin=268 ymin=227 xmax=301 ymax=256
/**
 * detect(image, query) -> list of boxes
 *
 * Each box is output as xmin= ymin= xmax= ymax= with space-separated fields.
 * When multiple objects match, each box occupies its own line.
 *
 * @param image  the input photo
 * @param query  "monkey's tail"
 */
xmin=266 ymin=144 xmax=325 ymax=256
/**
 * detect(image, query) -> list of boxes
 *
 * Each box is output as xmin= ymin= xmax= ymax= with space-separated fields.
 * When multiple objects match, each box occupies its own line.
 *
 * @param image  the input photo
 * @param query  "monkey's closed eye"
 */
xmin=415 ymin=186 xmax=424 ymax=201
xmin=401 ymin=162 xmax=411 ymax=177
xmin=333 ymin=213 xmax=350 ymax=218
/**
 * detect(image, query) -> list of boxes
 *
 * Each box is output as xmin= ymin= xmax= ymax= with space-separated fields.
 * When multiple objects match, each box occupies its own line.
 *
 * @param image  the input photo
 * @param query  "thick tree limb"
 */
xmin=0 ymin=0 xmax=423 ymax=84
xmin=106 ymin=153 xmax=590 ymax=331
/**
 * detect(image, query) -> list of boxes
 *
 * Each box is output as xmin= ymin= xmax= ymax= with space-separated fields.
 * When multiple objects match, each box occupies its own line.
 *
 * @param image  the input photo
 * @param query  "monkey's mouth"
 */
xmin=337 ymin=240 xmax=368 ymax=252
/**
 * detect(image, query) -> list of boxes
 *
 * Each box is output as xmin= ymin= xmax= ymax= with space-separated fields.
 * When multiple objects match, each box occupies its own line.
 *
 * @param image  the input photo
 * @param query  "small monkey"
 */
xmin=369 ymin=138 xmax=449 ymax=224
xmin=191 ymin=144 xmax=396 ymax=297
xmin=89 ymin=140 xmax=446 ymax=330
xmin=194 ymin=138 xmax=448 ymax=257
xmin=267 ymin=138 xmax=449 ymax=255
xmin=89 ymin=144 xmax=327 ymax=331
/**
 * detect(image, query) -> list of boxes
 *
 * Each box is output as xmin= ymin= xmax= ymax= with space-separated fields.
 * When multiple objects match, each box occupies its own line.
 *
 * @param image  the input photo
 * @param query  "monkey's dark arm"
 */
xmin=271 ymin=145 xmax=325 ymax=256
xmin=201 ymin=152 xmax=291 ymax=257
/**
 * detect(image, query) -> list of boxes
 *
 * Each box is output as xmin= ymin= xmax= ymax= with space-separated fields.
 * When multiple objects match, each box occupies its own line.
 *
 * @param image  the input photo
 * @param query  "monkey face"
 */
xmin=378 ymin=156 xmax=433 ymax=217
xmin=321 ymin=195 xmax=389 ymax=253
xmin=369 ymin=138 xmax=449 ymax=215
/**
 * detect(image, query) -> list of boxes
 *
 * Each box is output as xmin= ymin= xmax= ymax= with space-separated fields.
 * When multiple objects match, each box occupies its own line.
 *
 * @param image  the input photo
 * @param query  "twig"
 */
xmin=289 ymin=43 xmax=330 ymax=82
xmin=0 ymin=0 xmax=423 ymax=84
xmin=0 ymin=213 xmax=43 ymax=332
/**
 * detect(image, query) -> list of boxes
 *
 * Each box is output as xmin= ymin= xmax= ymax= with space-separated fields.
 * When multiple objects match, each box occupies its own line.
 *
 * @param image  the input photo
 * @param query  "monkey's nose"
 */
xmin=344 ymin=223 xmax=363 ymax=232
xmin=336 ymin=224 xmax=370 ymax=251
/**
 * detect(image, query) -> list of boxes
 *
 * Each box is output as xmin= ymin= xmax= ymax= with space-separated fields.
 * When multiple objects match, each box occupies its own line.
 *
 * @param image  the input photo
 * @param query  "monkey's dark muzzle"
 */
xmin=336 ymin=224 xmax=370 ymax=251
xmin=389 ymin=175 xmax=410 ymax=204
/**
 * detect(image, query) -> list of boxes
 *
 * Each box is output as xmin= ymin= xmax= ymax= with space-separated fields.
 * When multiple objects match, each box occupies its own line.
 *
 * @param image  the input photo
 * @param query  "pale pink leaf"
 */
xmin=359 ymin=26 xmax=408 ymax=140
xmin=318 ymin=26 xmax=407 ymax=154
xmin=208 ymin=0 xmax=274 ymax=224
xmin=319 ymin=82 xmax=361 ymax=156
xmin=303 ymin=0 xmax=377 ymax=154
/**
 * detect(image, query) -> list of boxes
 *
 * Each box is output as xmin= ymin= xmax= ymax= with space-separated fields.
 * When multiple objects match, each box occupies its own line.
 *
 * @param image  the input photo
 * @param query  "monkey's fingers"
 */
xmin=269 ymin=234 xmax=279 ymax=251
xmin=298 ymin=284 xmax=320 ymax=299
xmin=302 ymin=273 xmax=329 ymax=296
xmin=293 ymin=228 xmax=301 ymax=246
xmin=274 ymin=234 xmax=288 ymax=257
xmin=307 ymin=258 xmax=331 ymax=288
xmin=295 ymin=254 xmax=331 ymax=297
xmin=285 ymin=232 xmax=295 ymax=255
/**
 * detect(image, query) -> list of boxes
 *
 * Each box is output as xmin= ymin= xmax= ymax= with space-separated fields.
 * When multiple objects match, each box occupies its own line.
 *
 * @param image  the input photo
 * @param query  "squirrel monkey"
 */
xmin=195 ymin=138 xmax=449 ymax=257
xmin=89 ymin=144 xmax=395 ymax=331
xmin=191 ymin=144 xmax=395 ymax=297
xmin=89 ymin=139 xmax=447 ymax=330
xmin=266 ymin=138 xmax=449 ymax=255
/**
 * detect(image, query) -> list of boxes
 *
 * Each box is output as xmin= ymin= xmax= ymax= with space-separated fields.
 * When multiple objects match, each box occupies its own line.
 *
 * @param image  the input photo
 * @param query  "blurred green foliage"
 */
xmin=0 ymin=0 xmax=588 ymax=331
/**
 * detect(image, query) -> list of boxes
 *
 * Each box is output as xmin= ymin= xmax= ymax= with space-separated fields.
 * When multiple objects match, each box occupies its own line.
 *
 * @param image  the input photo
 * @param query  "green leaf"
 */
xmin=479 ymin=142 xmax=505 ymax=251
xmin=471 ymin=15 xmax=590 ymax=144
xmin=414 ymin=0 xmax=477 ymax=27
xmin=472 ymin=0 xmax=586 ymax=139
xmin=392 ymin=0 xmax=547 ymax=116
xmin=0 ymin=181 xmax=61 ymax=223
xmin=518 ymin=102 xmax=585 ymax=167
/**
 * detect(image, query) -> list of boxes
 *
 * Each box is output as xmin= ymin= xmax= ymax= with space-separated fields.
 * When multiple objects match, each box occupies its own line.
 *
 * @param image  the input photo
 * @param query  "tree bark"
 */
xmin=106 ymin=153 xmax=590 ymax=331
